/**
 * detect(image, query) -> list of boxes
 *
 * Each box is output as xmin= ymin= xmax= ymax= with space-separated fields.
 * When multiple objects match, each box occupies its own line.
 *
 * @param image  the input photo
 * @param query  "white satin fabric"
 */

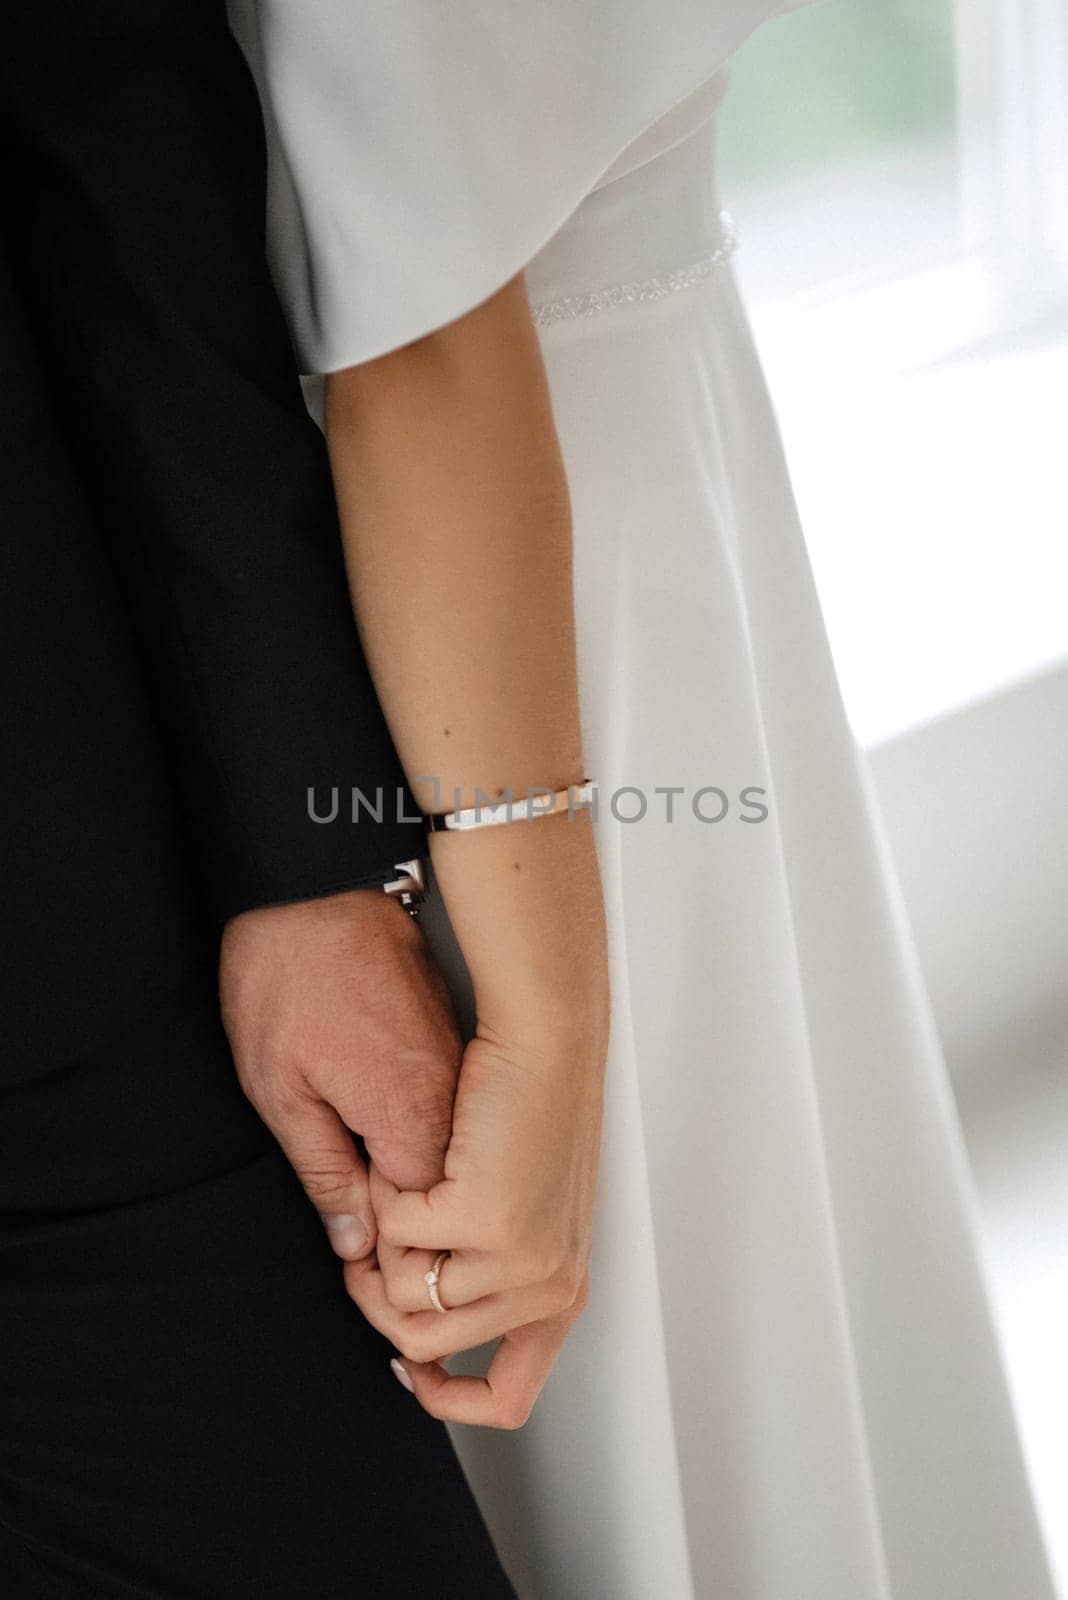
xmin=230 ymin=0 xmax=812 ymax=372
xmin=228 ymin=8 xmax=1057 ymax=1595
xmin=422 ymin=107 xmax=1054 ymax=1600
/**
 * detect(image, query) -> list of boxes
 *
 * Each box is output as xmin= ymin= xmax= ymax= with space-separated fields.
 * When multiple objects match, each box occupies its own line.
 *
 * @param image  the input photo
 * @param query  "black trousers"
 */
xmin=0 ymin=986 xmax=515 ymax=1598
xmin=0 ymin=3 xmax=514 ymax=1594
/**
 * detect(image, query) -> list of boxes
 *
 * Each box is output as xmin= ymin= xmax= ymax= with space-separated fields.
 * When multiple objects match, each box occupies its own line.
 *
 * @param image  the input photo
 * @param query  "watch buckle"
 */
xmin=383 ymin=857 xmax=427 ymax=916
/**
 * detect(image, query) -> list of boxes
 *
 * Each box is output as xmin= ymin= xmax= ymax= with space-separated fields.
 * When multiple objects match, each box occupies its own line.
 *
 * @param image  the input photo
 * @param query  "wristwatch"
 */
xmin=381 ymin=857 xmax=427 ymax=917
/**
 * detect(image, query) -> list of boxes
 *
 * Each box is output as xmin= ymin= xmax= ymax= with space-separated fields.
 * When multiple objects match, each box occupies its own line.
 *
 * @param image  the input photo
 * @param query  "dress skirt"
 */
xmin=420 ymin=72 xmax=1056 ymax=1600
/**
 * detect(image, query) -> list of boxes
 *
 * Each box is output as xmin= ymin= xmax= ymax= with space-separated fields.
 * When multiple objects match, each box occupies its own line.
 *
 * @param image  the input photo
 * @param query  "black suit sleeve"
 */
xmin=3 ymin=0 xmax=424 ymax=923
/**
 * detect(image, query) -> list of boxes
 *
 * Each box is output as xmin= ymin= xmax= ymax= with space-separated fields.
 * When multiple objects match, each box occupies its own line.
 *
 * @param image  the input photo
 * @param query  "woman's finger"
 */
xmin=394 ymin=1305 xmax=579 ymax=1429
xmin=368 ymin=1166 xmax=438 ymax=1304
xmin=368 ymin=1165 xmax=468 ymax=1310
xmin=377 ymin=1241 xmax=554 ymax=1313
xmin=372 ymin=1183 xmax=475 ymax=1252
xmin=373 ymin=1239 xmax=444 ymax=1312
xmin=344 ymin=1254 xmax=574 ymax=1366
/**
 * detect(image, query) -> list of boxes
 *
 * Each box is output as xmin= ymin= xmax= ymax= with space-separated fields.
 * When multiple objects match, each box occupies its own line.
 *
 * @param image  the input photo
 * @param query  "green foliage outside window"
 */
xmin=719 ymin=0 xmax=958 ymax=191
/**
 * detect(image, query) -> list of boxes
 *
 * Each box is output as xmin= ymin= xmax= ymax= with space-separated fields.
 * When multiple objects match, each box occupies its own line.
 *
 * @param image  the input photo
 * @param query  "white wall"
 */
xmin=867 ymin=660 xmax=1068 ymax=1091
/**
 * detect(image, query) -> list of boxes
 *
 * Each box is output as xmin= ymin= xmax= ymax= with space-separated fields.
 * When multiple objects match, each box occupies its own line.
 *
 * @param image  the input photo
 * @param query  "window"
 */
xmin=721 ymin=0 xmax=959 ymax=302
xmin=718 ymin=0 xmax=1068 ymax=746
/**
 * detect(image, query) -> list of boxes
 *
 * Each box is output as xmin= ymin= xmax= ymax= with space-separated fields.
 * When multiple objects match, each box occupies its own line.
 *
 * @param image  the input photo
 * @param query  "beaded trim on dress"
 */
xmin=529 ymin=212 xmax=739 ymax=329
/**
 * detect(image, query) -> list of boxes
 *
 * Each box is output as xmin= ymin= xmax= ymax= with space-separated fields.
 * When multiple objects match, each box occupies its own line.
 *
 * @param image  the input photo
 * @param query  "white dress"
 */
xmin=230 ymin=6 xmax=1057 ymax=1597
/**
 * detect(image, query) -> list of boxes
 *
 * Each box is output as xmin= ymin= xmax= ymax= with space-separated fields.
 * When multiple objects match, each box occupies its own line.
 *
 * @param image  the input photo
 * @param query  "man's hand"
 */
xmin=219 ymin=886 xmax=462 ymax=1261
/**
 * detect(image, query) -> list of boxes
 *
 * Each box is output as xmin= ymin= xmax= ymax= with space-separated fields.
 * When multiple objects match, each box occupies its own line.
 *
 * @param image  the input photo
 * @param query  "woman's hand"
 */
xmin=324 ymin=278 xmax=610 ymax=1426
xmin=344 ymin=955 xmax=608 ymax=1428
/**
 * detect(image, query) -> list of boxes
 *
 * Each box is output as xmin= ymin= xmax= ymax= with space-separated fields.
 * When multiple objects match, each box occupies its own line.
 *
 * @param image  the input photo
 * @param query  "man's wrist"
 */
xmin=223 ymin=855 xmax=427 ymax=923
xmin=381 ymin=856 xmax=427 ymax=917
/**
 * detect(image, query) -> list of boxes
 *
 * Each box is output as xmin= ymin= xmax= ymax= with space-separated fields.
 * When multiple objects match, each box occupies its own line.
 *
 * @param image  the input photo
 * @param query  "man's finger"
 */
xmin=364 ymin=1121 xmax=453 ymax=1194
xmin=263 ymin=1089 xmax=376 ymax=1260
xmin=373 ymin=1182 xmax=473 ymax=1251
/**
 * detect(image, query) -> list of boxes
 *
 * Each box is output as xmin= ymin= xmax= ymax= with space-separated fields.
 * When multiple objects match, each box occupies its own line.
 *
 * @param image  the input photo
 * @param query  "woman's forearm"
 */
xmin=324 ymin=273 xmax=583 ymax=810
xmin=324 ymin=274 xmax=607 ymax=1034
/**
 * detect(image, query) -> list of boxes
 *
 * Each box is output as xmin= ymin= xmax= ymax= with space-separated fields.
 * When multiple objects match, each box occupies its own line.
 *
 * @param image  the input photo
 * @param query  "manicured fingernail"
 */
xmin=390 ymin=1357 xmax=415 ymax=1394
xmin=322 ymin=1213 xmax=369 ymax=1257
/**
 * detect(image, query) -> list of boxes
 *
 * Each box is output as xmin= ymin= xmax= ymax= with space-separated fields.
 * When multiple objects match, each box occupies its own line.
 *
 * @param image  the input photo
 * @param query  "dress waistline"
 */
xmin=525 ymin=71 xmax=734 ymax=329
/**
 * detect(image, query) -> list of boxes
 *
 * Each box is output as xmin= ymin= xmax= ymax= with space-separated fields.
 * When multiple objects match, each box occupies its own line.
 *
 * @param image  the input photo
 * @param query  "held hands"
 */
xmin=221 ymin=812 xmax=610 ymax=1432
xmin=347 ymin=1006 xmax=608 ymax=1429
xmin=220 ymin=886 xmax=464 ymax=1259
xmin=347 ymin=808 xmax=612 ymax=1429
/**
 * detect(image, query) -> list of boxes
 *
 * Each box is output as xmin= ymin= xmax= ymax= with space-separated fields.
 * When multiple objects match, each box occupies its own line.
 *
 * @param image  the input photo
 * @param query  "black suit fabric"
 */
xmin=0 ymin=5 xmax=513 ymax=1594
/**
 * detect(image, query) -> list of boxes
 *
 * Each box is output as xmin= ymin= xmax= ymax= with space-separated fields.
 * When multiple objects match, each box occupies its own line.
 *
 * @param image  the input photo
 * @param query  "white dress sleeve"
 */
xmin=229 ymin=0 xmax=814 ymax=374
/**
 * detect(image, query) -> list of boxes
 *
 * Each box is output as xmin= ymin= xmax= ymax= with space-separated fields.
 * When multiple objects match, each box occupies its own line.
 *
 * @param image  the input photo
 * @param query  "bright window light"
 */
xmin=718 ymin=0 xmax=1068 ymax=747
